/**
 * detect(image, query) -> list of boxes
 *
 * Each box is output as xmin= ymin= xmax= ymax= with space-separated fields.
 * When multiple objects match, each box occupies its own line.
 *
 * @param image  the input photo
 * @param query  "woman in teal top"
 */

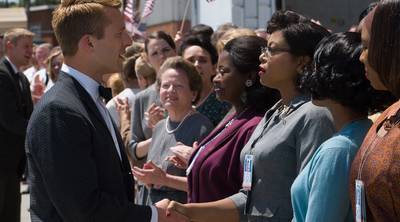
xmin=179 ymin=35 xmax=231 ymax=126
xmin=291 ymin=32 xmax=394 ymax=222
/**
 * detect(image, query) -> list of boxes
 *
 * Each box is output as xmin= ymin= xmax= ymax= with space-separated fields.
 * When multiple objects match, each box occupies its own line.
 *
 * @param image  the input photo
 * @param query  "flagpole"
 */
xmin=137 ymin=0 xmax=144 ymax=29
xmin=179 ymin=0 xmax=193 ymax=33
xmin=136 ymin=0 xmax=142 ymax=30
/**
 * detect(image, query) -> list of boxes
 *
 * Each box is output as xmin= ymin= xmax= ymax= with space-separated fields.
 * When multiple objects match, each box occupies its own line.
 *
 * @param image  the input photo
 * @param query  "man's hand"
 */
xmin=166 ymin=201 xmax=190 ymax=221
xmin=156 ymin=199 xmax=189 ymax=222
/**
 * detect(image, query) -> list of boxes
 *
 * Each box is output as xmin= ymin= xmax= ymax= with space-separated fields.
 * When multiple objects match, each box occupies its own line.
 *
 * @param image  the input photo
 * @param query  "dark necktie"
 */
xmin=98 ymin=85 xmax=112 ymax=103
xmin=12 ymin=72 xmax=24 ymax=92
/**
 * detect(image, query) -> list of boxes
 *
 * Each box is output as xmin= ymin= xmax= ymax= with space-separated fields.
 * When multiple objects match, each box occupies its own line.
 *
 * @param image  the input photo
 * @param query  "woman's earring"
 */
xmin=245 ymin=79 xmax=253 ymax=87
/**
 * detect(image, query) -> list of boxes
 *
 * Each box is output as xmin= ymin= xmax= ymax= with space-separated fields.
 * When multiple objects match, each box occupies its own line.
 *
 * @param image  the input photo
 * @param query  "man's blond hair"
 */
xmin=3 ymin=28 xmax=34 ymax=53
xmin=52 ymin=0 xmax=121 ymax=56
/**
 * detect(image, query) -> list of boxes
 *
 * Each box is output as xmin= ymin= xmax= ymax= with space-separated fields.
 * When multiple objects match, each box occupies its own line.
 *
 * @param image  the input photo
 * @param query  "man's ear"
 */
xmin=78 ymin=35 xmax=94 ymax=52
xmin=5 ymin=40 xmax=14 ymax=53
xmin=296 ymin=56 xmax=311 ymax=74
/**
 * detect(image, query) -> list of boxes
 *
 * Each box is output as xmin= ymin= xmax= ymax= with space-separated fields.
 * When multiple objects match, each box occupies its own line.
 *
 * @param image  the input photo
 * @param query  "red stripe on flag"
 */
xmin=141 ymin=0 xmax=156 ymax=19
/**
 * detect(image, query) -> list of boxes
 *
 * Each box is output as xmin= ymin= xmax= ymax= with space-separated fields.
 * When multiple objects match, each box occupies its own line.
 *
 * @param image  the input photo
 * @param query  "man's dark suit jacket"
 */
xmin=26 ymin=72 xmax=152 ymax=222
xmin=0 ymin=57 xmax=33 ymax=177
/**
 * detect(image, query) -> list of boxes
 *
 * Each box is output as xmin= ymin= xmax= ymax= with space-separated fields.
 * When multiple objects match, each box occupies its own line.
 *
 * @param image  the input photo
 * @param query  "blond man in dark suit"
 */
xmin=25 ymin=0 xmax=187 ymax=221
xmin=0 ymin=28 xmax=34 ymax=222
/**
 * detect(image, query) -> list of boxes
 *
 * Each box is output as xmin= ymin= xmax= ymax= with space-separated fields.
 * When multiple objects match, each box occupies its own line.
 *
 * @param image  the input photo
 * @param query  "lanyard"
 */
xmin=355 ymin=111 xmax=400 ymax=222
xmin=357 ymin=111 xmax=400 ymax=179
xmin=249 ymin=102 xmax=296 ymax=152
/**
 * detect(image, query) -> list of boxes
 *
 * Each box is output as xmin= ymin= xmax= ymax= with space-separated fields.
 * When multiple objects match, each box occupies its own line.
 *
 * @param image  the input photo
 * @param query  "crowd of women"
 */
xmin=26 ymin=0 xmax=400 ymax=221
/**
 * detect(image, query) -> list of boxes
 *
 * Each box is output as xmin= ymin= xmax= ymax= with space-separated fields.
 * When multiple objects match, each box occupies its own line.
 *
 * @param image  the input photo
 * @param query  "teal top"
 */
xmin=291 ymin=118 xmax=372 ymax=222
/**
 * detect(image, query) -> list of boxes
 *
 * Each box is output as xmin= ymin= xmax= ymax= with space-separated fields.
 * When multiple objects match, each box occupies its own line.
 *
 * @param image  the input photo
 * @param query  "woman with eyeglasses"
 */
xmin=165 ymin=12 xmax=335 ymax=222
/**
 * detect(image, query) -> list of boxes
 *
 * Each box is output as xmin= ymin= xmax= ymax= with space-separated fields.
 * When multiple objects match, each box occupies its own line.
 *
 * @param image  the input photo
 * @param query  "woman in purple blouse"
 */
xmin=133 ymin=36 xmax=279 ymax=203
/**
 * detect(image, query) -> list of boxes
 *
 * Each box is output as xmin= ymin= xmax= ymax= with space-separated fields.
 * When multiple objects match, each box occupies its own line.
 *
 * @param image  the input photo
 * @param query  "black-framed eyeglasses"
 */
xmin=261 ymin=46 xmax=291 ymax=57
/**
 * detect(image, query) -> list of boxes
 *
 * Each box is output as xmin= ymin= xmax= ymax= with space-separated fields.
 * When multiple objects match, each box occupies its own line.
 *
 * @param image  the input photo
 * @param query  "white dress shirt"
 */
xmin=5 ymin=56 xmax=23 ymax=89
xmin=5 ymin=56 xmax=19 ymax=73
xmin=106 ymin=87 xmax=139 ymax=129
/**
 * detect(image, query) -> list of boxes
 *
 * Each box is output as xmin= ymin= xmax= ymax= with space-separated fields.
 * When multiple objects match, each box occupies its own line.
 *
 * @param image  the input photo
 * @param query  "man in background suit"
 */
xmin=0 ymin=28 xmax=34 ymax=222
xmin=26 ymin=0 xmax=187 ymax=221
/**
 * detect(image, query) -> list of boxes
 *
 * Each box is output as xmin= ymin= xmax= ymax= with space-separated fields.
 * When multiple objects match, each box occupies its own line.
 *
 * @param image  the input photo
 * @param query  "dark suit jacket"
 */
xmin=26 ymin=72 xmax=152 ymax=222
xmin=0 ymin=57 xmax=33 ymax=177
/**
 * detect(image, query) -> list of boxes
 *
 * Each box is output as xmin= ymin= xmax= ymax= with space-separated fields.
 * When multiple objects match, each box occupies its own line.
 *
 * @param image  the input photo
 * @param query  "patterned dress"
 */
xmin=349 ymin=100 xmax=400 ymax=222
xmin=196 ymin=92 xmax=231 ymax=127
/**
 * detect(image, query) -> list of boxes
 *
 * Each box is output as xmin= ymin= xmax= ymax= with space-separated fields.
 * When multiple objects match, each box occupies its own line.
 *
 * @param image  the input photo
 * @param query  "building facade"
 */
xmin=143 ymin=0 xmax=375 ymax=35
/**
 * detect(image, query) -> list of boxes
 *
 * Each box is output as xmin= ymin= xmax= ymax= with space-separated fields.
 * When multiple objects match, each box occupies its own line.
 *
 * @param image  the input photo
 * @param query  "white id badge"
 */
xmin=355 ymin=179 xmax=367 ymax=222
xmin=242 ymin=154 xmax=254 ymax=191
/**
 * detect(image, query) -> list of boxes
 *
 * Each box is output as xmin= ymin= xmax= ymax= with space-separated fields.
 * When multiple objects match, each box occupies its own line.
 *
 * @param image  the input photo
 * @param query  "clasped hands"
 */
xmin=132 ymin=142 xmax=196 ymax=188
xmin=132 ymin=161 xmax=166 ymax=189
xmin=155 ymin=198 xmax=191 ymax=222
xmin=165 ymin=142 xmax=196 ymax=169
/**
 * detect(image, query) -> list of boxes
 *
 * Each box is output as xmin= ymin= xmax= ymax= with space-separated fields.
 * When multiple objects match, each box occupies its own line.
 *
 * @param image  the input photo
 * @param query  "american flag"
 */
xmin=124 ymin=0 xmax=135 ymax=22
xmin=141 ymin=0 xmax=156 ymax=19
xmin=124 ymin=0 xmax=143 ymax=36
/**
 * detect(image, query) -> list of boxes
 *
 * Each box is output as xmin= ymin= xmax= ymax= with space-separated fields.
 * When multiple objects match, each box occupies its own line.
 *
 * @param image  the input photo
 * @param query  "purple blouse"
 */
xmin=187 ymin=108 xmax=263 ymax=203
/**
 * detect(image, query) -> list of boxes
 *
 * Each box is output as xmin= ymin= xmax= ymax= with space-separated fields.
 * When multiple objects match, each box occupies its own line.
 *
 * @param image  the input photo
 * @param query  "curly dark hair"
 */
xmin=268 ymin=20 xmax=330 ymax=92
xmin=266 ymin=10 xmax=309 ymax=34
xmin=178 ymin=34 xmax=218 ymax=65
xmin=301 ymin=32 xmax=395 ymax=115
xmin=224 ymin=36 xmax=280 ymax=111
xmin=189 ymin=24 xmax=214 ymax=40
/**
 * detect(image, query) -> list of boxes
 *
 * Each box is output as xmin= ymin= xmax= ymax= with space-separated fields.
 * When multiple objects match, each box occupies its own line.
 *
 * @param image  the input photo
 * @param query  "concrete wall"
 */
xmin=284 ymin=0 xmax=375 ymax=31
xmin=0 ymin=8 xmax=27 ymax=35
xmin=231 ymin=0 xmax=275 ymax=29
xmin=193 ymin=0 xmax=275 ymax=30
xmin=135 ymin=0 xmax=375 ymax=36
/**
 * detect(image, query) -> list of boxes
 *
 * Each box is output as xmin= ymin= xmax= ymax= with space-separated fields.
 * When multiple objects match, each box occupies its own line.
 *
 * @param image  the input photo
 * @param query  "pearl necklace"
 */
xmin=165 ymin=110 xmax=194 ymax=134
